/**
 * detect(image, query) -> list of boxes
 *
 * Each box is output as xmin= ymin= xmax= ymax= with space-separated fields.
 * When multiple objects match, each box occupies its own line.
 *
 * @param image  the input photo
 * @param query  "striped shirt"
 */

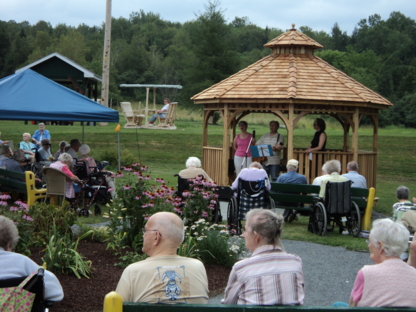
xmin=222 ymin=245 xmax=305 ymax=305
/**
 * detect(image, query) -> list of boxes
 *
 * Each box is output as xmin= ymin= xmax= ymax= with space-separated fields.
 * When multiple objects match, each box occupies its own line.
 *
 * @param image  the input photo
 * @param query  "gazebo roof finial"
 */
xmin=291 ymin=23 xmax=296 ymax=30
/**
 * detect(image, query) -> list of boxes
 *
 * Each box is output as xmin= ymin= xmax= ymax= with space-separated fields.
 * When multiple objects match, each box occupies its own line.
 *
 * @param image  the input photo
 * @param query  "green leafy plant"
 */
xmin=105 ymin=164 xmax=176 ymax=249
xmin=178 ymin=176 xmax=218 ymax=225
xmin=177 ymin=236 xmax=200 ymax=259
xmin=186 ymin=219 xmax=245 ymax=267
xmin=42 ymin=225 xmax=93 ymax=278
xmin=28 ymin=201 xmax=76 ymax=246
xmin=114 ymin=249 xmax=147 ymax=268
xmin=74 ymin=223 xmax=109 ymax=242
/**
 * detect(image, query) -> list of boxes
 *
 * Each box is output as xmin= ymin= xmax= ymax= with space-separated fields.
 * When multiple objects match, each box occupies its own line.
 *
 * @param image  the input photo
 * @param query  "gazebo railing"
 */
xmin=202 ymin=146 xmax=224 ymax=185
xmin=293 ymin=148 xmax=377 ymax=187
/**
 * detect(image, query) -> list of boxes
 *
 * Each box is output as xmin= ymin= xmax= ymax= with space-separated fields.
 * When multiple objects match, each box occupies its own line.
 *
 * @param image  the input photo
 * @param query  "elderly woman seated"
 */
xmin=0 ymin=145 xmax=23 ymax=171
xmin=0 ymin=216 xmax=64 ymax=302
xmin=349 ymin=219 xmax=416 ymax=307
xmin=19 ymin=132 xmax=36 ymax=162
xmin=78 ymin=144 xmax=116 ymax=198
xmin=222 ymin=209 xmax=304 ymax=305
xmin=178 ymin=156 xmax=213 ymax=182
xmin=54 ymin=141 xmax=68 ymax=161
xmin=49 ymin=153 xmax=80 ymax=200
xmin=231 ymin=161 xmax=270 ymax=192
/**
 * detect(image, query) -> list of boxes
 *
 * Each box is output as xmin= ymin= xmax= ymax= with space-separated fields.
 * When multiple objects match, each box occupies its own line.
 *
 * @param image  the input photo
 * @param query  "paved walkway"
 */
xmin=208 ymin=239 xmax=372 ymax=305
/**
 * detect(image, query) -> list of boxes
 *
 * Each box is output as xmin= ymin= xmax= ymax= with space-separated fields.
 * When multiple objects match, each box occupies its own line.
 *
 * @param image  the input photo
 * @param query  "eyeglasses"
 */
xmin=141 ymin=228 xmax=162 ymax=236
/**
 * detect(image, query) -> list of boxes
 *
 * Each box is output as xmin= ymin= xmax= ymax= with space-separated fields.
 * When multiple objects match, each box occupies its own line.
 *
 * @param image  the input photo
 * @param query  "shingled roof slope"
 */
xmin=192 ymin=26 xmax=392 ymax=107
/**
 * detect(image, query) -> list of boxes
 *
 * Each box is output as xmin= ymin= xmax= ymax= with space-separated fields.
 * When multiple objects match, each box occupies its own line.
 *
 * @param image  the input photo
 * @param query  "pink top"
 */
xmin=235 ymin=134 xmax=253 ymax=157
xmin=351 ymin=270 xmax=364 ymax=303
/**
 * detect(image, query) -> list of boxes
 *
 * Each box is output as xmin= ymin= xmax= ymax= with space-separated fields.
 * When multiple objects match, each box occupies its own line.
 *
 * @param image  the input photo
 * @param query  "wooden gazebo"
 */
xmin=192 ymin=25 xmax=392 ymax=188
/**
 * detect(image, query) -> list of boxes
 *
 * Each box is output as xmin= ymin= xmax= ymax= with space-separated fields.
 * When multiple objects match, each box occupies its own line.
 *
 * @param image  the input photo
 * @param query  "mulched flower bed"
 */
xmin=29 ymin=241 xmax=231 ymax=312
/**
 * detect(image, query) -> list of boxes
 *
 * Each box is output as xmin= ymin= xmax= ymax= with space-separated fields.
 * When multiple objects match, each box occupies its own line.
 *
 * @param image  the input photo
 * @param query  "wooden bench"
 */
xmin=0 ymin=168 xmax=47 ymax=207
xmin=103 ymin=292 xmax=416 ymax=312
xmin=269 ymin=183 xmax=376 ymax=231
xmin=158 ymin=102 xmax=177 ymax=127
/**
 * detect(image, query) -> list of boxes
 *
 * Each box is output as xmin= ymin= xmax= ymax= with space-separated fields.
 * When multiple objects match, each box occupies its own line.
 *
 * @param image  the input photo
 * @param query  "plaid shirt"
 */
xmin=222 ymin=245 xmax=305 ymax=306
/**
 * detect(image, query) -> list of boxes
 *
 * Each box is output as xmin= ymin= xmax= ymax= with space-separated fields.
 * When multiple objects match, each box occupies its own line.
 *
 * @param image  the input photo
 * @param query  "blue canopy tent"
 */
xmin=0 ymin=69 xmax=119 ymax=122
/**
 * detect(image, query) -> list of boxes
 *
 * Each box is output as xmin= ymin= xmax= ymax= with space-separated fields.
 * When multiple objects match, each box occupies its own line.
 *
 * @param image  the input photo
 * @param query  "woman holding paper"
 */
xmin=256 ymin=121 xmax=284 ymax=182
xmin=233 ymin=121 xmax=255 ymax=176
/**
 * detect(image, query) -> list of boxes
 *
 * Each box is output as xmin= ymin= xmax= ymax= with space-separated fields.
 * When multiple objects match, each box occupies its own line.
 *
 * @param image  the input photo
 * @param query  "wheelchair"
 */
xmin=227 ymin=178 xmax=275 ymax=235
xmin=174 ymin=174 xmax=222 ymax=223
xmin=71 ymin=159 xmax=113 ymax=217
xmin=309 ymin=180 xmax=361 ymax=237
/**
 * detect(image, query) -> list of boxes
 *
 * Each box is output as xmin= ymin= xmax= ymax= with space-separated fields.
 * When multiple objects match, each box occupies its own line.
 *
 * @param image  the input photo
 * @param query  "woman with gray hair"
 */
xmin=49 ymin=153 xmax=80 ymax=199
xmin=78 ymin=144 xmax=117 ymax=198
xmin=178 ymin=156 xmax=213 ymax=182
xmin=222 ymin=209 xmax=304 ymax=305
xmin=0 ymin=216 xmax=64 ymax=301
xmin=349 ymin=218 xmax=416 ymax=307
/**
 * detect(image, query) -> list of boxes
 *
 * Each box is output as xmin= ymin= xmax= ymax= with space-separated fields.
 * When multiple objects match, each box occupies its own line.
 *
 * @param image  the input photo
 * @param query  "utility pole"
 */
xmin=101 ymin=0 xmax=112 ymax=108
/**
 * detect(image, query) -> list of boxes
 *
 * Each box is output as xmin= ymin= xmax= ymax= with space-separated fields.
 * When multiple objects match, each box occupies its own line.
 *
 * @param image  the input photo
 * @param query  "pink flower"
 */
xmin=202 ymin=211 xmax=209 ymax=218
xmin=0 ymin=201 xmax=8 ymax=206
xmin=208 ymin=204 xmax=215 ymax=210
xmin=9 ymin=206 xmax=19 ymax=211
xmin=182 ymin=191 xmax=190 ymax=198
xmin=203 ymin=195 xmax=210 ymax=200
xmin=144 ymin=215 xmax=150 ymax=220
xmin=145 ymin=175 xmax=151 ymax=180
xmin=141 ymin=204 xmax=148 ymax=208
xmin=193 ymin=210 xmax=198 ymax=214
xmin=22 ymin=215 xmax=34 ymax=221
xmin=123 ymin=184 xmax=131 ymax=190
xmin=116 ymin=171 xmax=124 ymax=178
xmin=131 ymin=163 xmax=140 ymax=167
xmin=135 ymin=196 xmax=141 ymax=200
xmin=107 ymin=187 xmax=114 ymax=193
xmin=210 ymin=200 xmax=216 ymax=204
xmin=123 ymin=167 xmax=133 ymax=172
xmin=140 ymin=166 xmax=147 ymax=171
xmin=0 ymin=194 xmax=11 ymax=200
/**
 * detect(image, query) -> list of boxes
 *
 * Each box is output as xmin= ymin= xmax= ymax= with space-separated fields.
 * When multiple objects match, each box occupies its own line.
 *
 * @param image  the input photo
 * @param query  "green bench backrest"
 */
xmin=270 ymin=182 xmax=369 ymax=210
xmin=0 ymin=168 xmax=27 ymax=193
xmin=122 ymin=303 xmax=416 ymax=312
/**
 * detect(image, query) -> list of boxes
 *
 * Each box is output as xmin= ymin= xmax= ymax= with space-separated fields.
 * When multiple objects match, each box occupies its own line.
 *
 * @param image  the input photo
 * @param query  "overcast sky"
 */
xmin=1 ymin=0 xmax=415 ymax=35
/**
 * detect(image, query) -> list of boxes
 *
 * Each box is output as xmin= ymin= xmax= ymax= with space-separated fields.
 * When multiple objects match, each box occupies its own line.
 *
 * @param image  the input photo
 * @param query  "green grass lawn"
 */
xmin=2 ymin=118 xmax=416 ymax=250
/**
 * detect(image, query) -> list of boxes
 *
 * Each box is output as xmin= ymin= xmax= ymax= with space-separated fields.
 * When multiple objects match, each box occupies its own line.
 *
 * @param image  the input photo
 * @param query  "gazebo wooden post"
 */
xmin=352 ymin=108 xmax=360 ymax=161
xmin=202 ymin=110 xmax=209 ymax=146
xmin=287 ymin=104 xmax=294 ymax=160
xmin=222 ymin=104 xmax=230 ymax=186
xmin=343 ymin=123 xmax=349 ymax=152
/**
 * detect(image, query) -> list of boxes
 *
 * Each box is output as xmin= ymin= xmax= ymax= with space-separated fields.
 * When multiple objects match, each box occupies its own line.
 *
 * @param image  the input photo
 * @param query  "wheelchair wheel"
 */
xmin=311 ymin=202 xmax=327 ymax=236
xmin=227 ymin=197 xmax=239 ymax=235
xmin=347 ymin=201 xmax=361 ymax=237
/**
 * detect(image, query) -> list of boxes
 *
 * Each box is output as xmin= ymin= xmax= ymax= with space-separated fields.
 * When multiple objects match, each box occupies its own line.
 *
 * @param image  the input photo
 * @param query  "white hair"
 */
xmin=78 ymin=144 xmax=91 ymax=156
xmin=58 ymin=153 xmax=73 ymax=163
xmin=249 ymin=161 xmax=263 ymax=169
xmin=323 ymin=159 xmax=341 ymax=174
xmin=370 ymin=218 xmax=409 ymax=257
xmin=186 ymin=157 xmax=201 ymax=168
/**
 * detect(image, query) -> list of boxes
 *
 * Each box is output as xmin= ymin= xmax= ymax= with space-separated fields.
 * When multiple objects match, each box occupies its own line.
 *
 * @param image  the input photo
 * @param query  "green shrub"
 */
xmin=185 ymin=219 xmax=245 ymax=267
xmin=105 ymin=164 xmax=175 ymax=249
xmin=98 ymin=149 xmax=137 ymax=167
xmin=114 ymin=249 xmax=147 ymax=268
xmin=29 ymin=201 xmax=76 ymax=246
xmin=43 ymin=225 xmax=93 ymax=279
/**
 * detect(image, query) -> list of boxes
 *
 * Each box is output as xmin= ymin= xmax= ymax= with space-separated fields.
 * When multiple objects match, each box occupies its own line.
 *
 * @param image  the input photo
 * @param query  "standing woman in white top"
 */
xmin=149 ymin=98 xmax=170 ymax=126
xmin=256 ymin=121 xmax=284 ymax=182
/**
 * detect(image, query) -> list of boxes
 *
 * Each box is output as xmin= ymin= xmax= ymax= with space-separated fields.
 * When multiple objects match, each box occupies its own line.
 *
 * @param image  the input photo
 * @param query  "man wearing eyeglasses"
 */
xmin=115 ymin=212 xmax=209 ymax=303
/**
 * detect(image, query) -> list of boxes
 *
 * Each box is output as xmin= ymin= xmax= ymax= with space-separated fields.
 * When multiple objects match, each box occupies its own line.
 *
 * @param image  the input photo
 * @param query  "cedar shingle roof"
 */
xmin=192 ymin=26 xmax=392 ymax=107
xmin=264 ymin=24 xmax=323 ymax=49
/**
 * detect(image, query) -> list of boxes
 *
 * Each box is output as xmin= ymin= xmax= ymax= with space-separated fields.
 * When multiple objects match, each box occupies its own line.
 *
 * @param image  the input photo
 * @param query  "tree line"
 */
xmin=0 ymin=1 xmax=415 ymax=127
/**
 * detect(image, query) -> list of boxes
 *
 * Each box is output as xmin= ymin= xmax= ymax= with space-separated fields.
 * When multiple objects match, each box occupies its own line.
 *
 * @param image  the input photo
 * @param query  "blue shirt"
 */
xmin=277 ymin=170 xmax=307 ymax=184
xmin=342 ymin=171 xmax=367 ymax=188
